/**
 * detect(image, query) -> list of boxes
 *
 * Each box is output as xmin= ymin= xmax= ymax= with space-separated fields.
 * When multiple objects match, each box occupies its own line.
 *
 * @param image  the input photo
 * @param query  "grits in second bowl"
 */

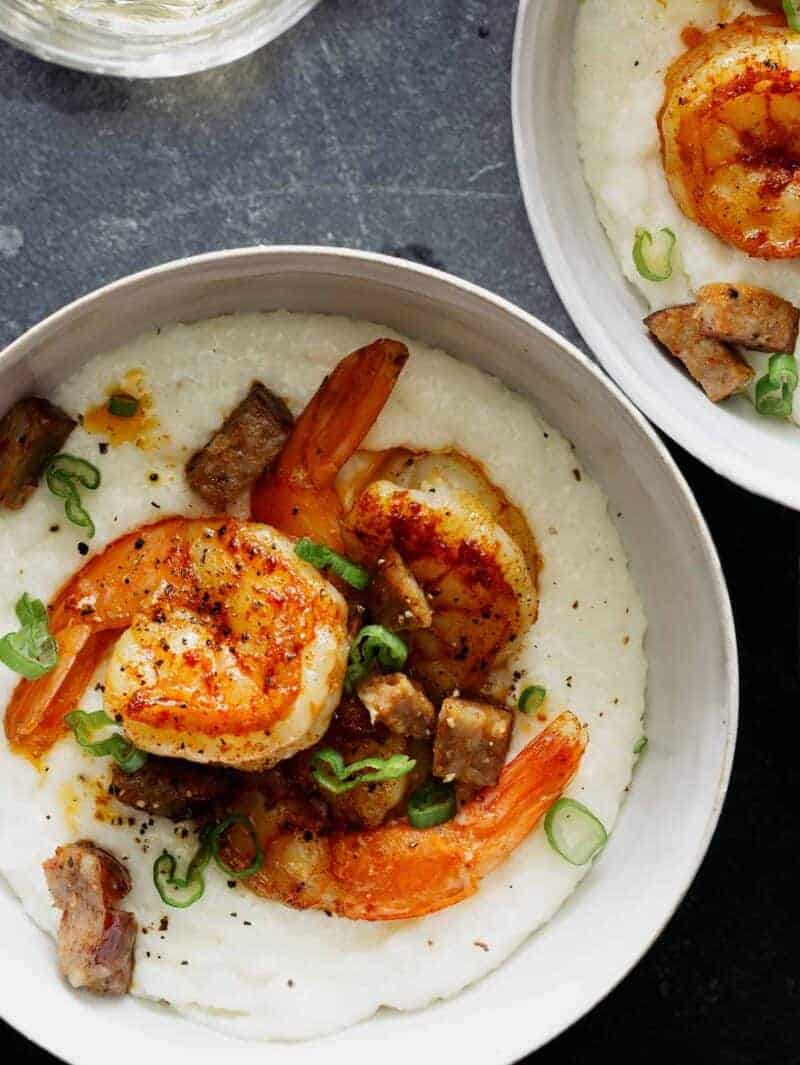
xmin=575 ymin=0 xmax=800 ymax=423
xmin=0 ymin=311 xmax=646 ymax=1039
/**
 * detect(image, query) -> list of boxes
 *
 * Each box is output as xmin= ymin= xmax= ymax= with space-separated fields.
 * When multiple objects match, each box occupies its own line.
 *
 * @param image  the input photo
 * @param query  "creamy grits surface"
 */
xmin=0 ymin=311 xmax=646 ymax=1039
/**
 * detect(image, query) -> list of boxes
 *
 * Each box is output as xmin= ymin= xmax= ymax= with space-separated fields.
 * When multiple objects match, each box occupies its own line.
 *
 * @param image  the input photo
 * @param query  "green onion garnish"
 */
xmin=108 ymin=393 xmax=139 ymax=418
xmin=544 ymin=797 xmax=608 ymax=866
xmin=784 ymin=0 xmax=800 ymax=32
xmin=65 ymin=709 xmax=147 ymax=773
xmin=345 ymin=624 xmax=408 ymax=691
xmin=755 ymin=353 xmax=798 ymax=418
xmin=633 ymin=736 xmax=648 ymax=755
xmin=153 ymin=828 xmax=212 ymax=908
xmin=407 ymin=778 xmax=457 ymax=829
xmin=47 ymin=454 xmax=101 ymax=490
xmin=311 ymin=747 xmax=416 ymax=795
xmin=153 ymin=815 xmax=263 ymax=908
xmin=208 ymin=814 xmax=265 ymax=880
xmin=632 ymin=226 xmax=677 ymax=282
xmin=518 ymin=685 xmax=546 ymax=714
xmin=0 ymin=593 xmax=58 ymax=680
xmin=46 ymin=454 xmax=101 ymax=539
xmin=294 ymin=537 xmax=370 ymax=590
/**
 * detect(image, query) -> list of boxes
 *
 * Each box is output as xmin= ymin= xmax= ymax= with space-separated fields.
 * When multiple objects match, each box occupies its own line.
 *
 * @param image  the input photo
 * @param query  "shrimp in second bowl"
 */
xmin=660 ymin=15 xmax=800 ymax=258
xmin=5 ymin=517 xmax=349 ymax=769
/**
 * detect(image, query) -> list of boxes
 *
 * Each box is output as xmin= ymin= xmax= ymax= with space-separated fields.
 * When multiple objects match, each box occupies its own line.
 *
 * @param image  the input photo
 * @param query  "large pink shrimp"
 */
xmin=250 ymin=338 xmax=409 ymax=551
xmin=222 ymin=711 xmax=587 ymax=920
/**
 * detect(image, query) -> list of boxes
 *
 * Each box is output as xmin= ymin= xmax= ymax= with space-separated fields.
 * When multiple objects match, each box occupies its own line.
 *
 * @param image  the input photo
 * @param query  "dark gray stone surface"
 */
xmin=0 ymin=0 xmax=578 ymax=349
xmin=0 ymin=2 xmax=797 ymax=1063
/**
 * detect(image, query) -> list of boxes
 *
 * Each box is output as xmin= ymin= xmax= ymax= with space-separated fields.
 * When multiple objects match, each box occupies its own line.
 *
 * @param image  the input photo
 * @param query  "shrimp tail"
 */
xmin=4 ymin=518 xmax=190 ymax=762
xmin=250 ymin=339 xmax=409 ymax=548
xmin=234 ymin=711 xmax=587 ymax=921
xmin=329 ymin=711 xmax=587 ymax=919
xmin=4 ymin=627 xmax=118 ymax=760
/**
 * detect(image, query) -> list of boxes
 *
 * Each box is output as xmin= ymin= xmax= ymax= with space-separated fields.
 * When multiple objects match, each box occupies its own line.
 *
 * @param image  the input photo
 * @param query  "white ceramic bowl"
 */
xmin=0 ymin=0 xmax=319 ymax=78
xmin=512 ymin=0 xmax=800 ymax=510
xmin=0 ymin=247 xmax=736 ymax=1063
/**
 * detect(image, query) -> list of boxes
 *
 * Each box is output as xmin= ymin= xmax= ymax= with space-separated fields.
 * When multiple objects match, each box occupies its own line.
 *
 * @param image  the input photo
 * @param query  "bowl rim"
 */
xmin=511 ymin=0 xmax=800 ymax=512
xmin=0 ymin=0 xmax=320 ymax=78
xmin=0 ymin=245 xmax=739 ymax=1063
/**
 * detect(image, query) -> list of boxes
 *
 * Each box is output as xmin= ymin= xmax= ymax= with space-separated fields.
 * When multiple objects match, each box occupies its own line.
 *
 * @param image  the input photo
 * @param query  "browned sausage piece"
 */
xmin=109 ymin=756 xmax=232 ymax=820
xmin=368 ymin=547 xmax=433 ymax=631
xmin=43 ymin=841 xmax=136 ymax=995
xmin=644 ymin=305 xmax=754 ymax=402
xmin=0 ymin=397 xmax=76 ymax=510
xmin=185 ymin=381 xmax=293 ymax=511
xmin=357 ymin=672 xmax=435 ymax=739
xmin=694 ymin=283 xmax=800 ymax=353
xmin=432 ymin=697 xmax=512 ymax=788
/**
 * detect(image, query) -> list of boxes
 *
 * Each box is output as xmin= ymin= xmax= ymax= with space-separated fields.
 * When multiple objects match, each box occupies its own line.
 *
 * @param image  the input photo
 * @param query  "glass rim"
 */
xmin=0 ymin=0 xmax=320 ymax=77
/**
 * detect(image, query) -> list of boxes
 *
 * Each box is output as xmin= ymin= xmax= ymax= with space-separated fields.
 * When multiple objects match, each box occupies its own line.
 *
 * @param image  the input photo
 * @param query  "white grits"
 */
xmin=0 ymin=311 xmax=647 ymax=1040
xmin=574 ymin=0 xmax=800 ymax=421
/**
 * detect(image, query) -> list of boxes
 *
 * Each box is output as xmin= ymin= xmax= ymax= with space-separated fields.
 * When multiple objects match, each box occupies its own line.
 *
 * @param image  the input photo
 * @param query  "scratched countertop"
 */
xmin=0 ymin=2 xmax=797 ymax=1063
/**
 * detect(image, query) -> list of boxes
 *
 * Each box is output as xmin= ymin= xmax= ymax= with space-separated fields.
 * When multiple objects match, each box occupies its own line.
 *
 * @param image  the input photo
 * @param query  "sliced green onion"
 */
xmin=65 ymin=709 xmax=147 ymax=773
xmin=46 ymin=454 xmax=101 ymax=539
xmin=46 ymin=454 xmax=101 ymax=490
xmin=633 ymin=736 xmax=648 ymax=755
xmin=518 ymin=685 xmax=546 ymax=714
xmin=755 ymin=353 xmax=799 ymax=418
xmin=0 ymin=593 xmax=58 ymax=680
xmin=407 ymin=778 xmax=457 ymax=829
xmin=345 ymin=624 xmax=408 ymax=691
xmin=63 ymin=490 xmax=95 ymax=538
xmin=294 ymin=537 xmax=370 ymax=590
xmin=209 ymin=814 xmax=264 ymax=880
xmin=311 ymin=747 xmax=416 ymax=795
xmin=108 ymin=393 xmax=139 ymax=418
xmin=153 ymin=829 xmax=212 ymax=908
xmin=544 ymin=797 xmax=607 ymax=865
xmin=784 ymin=0 xmax=800 ymax=32
xmin=632 ymin=226 xmax=676 ymax=282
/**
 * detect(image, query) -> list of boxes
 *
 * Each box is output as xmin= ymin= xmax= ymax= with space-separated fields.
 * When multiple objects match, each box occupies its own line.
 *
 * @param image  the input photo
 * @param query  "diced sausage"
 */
xmin=109 ymin=756 xmax=231 ymax=820
xmin=432 ymin=697 xmax=512 ymax=788
xmin=0 ymin=397 xmax=76 ymax=510
xmin=644 ymin=305 xmax=754 ymax=402
xmin=694 ymin=283 xmax=799 ymax=353
xmin=185 ymin=381 xmax=293 ymax=510
xmin=357 ymin=672 xmax=435 ymax=739
xmin=368 ymin=548 xmax=433 ymax=630
xmin=43 ymin=841 xmax=136 ymax=995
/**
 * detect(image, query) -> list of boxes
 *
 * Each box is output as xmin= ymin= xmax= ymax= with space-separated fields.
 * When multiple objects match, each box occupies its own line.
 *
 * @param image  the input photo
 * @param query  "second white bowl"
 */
xmin=513 ymin=0 xmax=800 ymax=510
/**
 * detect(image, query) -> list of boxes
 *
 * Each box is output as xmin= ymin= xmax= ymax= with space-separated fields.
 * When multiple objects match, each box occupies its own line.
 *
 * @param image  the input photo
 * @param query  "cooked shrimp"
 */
xmin=5 ymin=517 xmax=349 ymax=769
xmin=660 ymin=15 xmax=800 ymax=258
xmin=221 ymin=711 xmax=586 ymax=921
xmin=250 ymin=339 xmax=409 ymax=551
xmin=345 ymin=466 xmax=538 ymax=700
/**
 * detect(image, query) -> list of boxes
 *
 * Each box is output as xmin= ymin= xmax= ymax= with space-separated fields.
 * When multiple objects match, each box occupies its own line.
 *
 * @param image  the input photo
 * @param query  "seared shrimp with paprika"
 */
xmin=343 ymin=450 xmax=539 ymax=700
xmin=222 ymin=711 xmax=586 ymax=920
xmin=660 ymin=15 xmax=800 ymax=258
xmin=5 ymin=517 xmax=349 ymax=769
